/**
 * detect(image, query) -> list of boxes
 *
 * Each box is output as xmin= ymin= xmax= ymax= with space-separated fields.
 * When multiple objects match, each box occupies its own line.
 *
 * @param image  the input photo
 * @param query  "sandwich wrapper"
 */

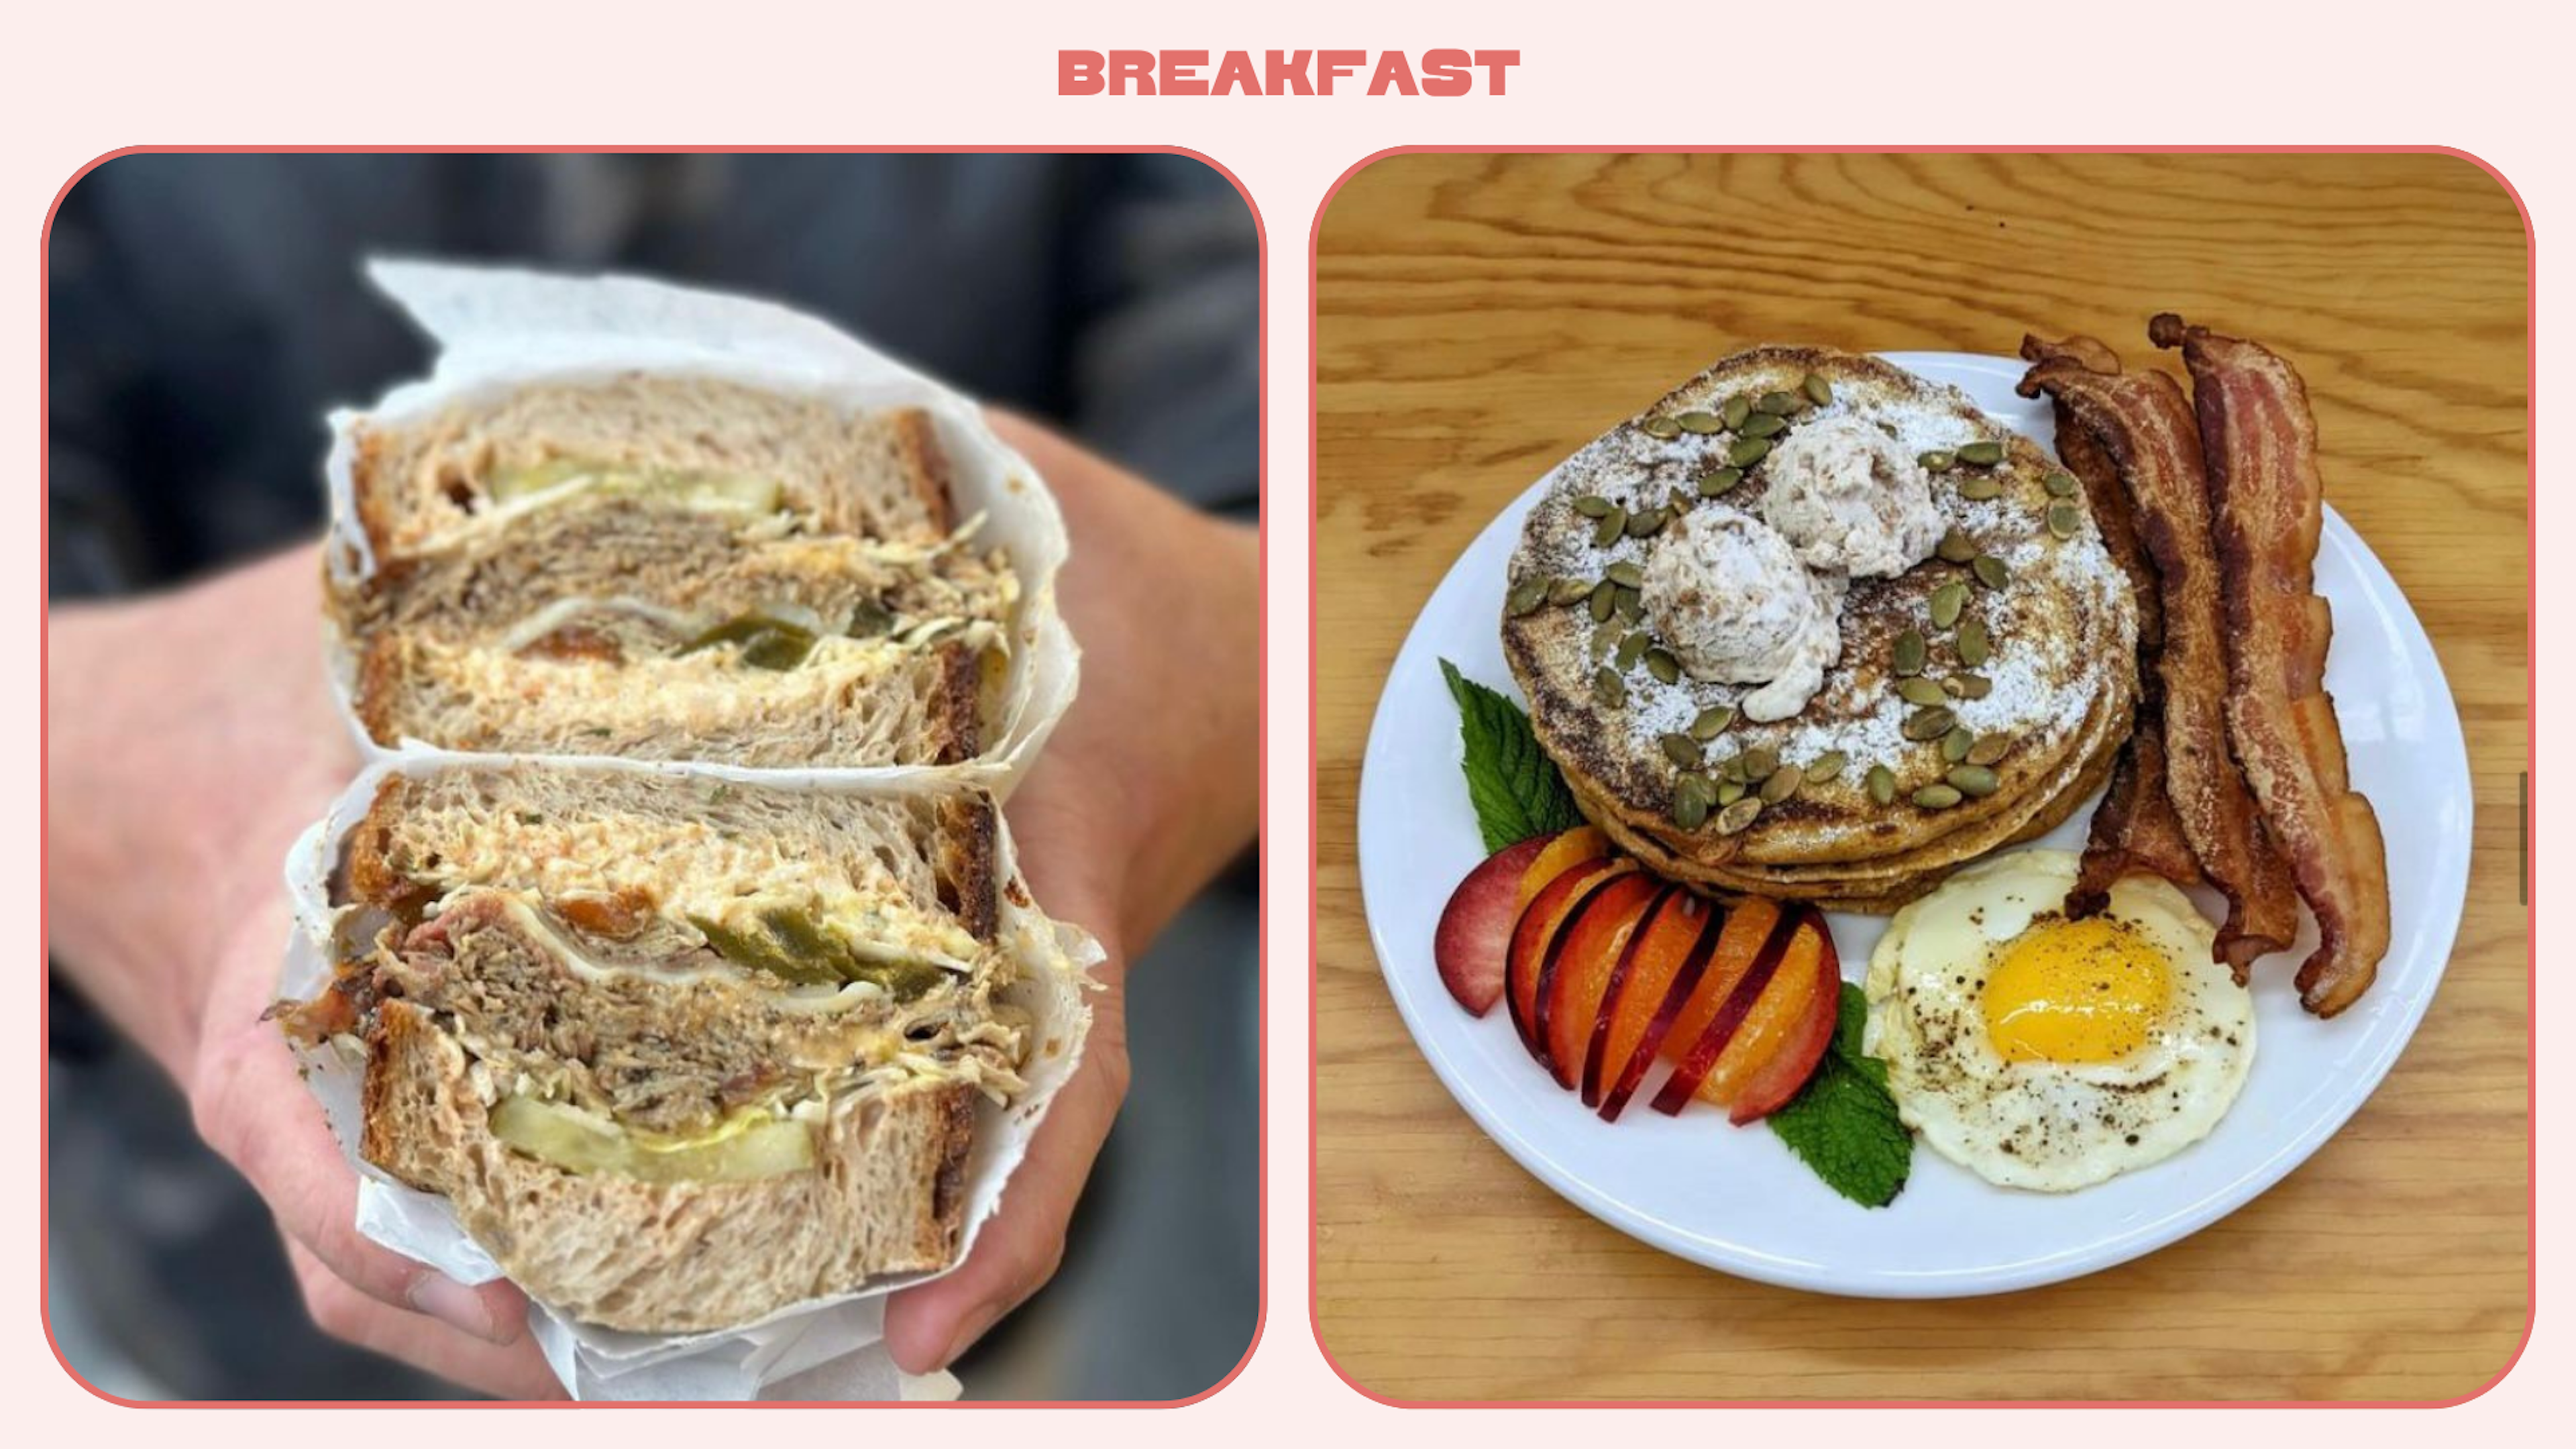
xmin=280 ymin=759 xmax=1099 ymax=1400
xmin=319 ymin=260 xmax=1080 ymax=799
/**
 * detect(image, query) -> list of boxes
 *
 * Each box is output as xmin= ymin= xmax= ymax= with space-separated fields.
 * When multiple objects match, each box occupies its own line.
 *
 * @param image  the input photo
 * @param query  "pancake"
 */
xmin=1501 ymin=347 xmax=2137 ymax=909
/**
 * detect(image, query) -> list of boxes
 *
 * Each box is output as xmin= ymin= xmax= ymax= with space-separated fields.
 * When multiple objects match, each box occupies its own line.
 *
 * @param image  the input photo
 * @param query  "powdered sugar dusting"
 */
xmin=1506 ymin=350 xmax=2137 ymax=812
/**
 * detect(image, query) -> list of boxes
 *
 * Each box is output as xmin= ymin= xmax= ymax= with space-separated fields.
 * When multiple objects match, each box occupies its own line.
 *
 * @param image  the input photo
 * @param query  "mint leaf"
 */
xmin=1440 ymin=658 xmax=1581 ymax=853
xmin=1767 ymin=983 xmax=1910 ymax=1207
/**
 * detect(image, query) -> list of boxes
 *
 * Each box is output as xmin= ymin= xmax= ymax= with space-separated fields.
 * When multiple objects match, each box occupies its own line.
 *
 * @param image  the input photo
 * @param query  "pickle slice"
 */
xmin=490 ymin=1097 xmax=814 ymax=1183
xmin=676 ymin=614 xmax=818 ymax=670
xmin=487 ymin=460 xmax=782 ymax=514
xmin=688 ymin=913 xmax=842 ymax=986
xmin=851 ymin=959 xmax=949 ymax=1003
xmin=690 ymin=909 xmax=953 ymax=1000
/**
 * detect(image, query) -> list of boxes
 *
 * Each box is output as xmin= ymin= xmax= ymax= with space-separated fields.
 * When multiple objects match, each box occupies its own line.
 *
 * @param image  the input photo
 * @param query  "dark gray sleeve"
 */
xmin=1061 ymin=156 xmax=1261 ymax=521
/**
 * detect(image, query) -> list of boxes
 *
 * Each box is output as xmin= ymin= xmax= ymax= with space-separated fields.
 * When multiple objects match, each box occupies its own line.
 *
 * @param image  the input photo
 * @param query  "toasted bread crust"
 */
xmin=936 ymin=794 xmax=1001 ymax=943
xmin=349 ymin=426 xmax=400 ymax=571
xmin=343 ymin=775 xmax=414 ymax=910
xmin=892 ymin=408 xmax=955 ymax=535
xmin=352 ymin=633 xmax=404 ymax=748
xmin=924 ymin=640 xmax=983 ymax=765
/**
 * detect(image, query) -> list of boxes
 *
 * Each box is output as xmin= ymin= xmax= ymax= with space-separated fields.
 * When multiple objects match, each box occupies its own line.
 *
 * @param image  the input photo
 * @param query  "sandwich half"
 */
xmin=331 ymin=374 xmax=1018 ymax=767
xmin=278 ymin=763 xmax=1064 ymax=1332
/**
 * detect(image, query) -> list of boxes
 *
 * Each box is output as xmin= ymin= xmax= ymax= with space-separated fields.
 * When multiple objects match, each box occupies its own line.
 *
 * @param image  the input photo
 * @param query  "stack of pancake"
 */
xmin=1501 ymin=347 xmax=2138 ymax=912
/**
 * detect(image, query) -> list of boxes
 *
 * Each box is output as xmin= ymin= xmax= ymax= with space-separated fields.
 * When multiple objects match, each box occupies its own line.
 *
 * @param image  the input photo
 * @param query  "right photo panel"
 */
xmin=1313 ymin=151 xmax=2528 ymax=1403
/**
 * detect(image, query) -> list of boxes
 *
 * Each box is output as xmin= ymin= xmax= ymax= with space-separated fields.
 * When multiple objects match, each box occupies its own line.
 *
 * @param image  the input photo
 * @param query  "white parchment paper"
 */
xmin=319 ymin=260 xmax=1078 ymax=796
xmin=278 ymin=757 xmax=1098 ymax=1399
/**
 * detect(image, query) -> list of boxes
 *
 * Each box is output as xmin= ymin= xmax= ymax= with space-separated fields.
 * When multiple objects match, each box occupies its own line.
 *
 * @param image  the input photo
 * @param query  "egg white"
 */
xmin=1864 ymin=849 xmax=2256 ymax=1192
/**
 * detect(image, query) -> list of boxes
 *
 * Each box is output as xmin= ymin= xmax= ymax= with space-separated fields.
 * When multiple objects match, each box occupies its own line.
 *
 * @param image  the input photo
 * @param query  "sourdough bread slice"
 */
xmin=365 ymin=1000 xmax=974 ymax=1333
xmin=301 ymin=765 xmax=1027 ymax=1332
xmin=349 ymin=374 xmax=954 ymax=561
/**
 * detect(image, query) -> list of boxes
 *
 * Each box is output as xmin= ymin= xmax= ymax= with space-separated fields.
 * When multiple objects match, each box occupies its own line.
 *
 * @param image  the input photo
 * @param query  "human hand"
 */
xmin=881 ymin=414 xmax=1259 ymax=1373
xmin=46 ymin=554 xmax=562 ymax=1397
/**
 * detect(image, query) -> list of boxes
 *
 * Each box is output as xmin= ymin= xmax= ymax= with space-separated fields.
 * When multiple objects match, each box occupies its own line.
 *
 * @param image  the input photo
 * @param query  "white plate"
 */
xmin=1354 ymin=352 xmax=2473 ymax=1297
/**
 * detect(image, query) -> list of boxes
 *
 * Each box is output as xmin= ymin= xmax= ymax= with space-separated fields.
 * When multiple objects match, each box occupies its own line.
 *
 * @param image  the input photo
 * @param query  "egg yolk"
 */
xmin=1980 ymin=916 xmax=2171 ymax=1064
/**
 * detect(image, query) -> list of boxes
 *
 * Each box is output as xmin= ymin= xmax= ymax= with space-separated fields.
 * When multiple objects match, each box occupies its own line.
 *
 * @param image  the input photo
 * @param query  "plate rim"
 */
xmin=1351 ymin=350 xmax=2473 ymax=1298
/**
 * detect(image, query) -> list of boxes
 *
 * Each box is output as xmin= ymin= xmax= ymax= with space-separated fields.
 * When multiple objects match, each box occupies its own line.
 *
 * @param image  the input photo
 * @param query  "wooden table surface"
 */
xmin=1311 ymin=153 xmax=2529 ymax=1403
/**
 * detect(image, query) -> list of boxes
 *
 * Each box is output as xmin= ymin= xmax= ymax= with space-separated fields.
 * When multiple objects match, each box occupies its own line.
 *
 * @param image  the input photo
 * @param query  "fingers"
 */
xmin=882 ymin=1030 xmax=1132 ymax=1375
xmin=284 ymin=1243 xmax=567 ymax=1400
xmin=192 ymin=1010 xmax=530 ymax=1347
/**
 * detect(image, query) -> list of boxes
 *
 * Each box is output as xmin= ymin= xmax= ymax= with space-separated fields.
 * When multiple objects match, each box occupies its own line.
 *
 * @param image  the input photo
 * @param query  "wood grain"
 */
xmin=1313 ymin=153 xmax=2528 ymax=1403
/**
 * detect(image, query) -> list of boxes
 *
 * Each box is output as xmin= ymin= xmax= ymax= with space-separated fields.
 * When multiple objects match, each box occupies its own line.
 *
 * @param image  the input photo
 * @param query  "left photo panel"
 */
xmin=42 ymin=150 xmax=1262 ymax=1403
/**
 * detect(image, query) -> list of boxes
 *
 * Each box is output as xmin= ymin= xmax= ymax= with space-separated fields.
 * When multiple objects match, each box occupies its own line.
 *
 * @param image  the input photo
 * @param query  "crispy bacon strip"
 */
xmin=2023 ymin=336 xmax=2202 ymax=916
xmin=2152 ymin=313 xmax=2392 ymax=1016
xmin=2017 ymin=351 xmax=2300 ymax=973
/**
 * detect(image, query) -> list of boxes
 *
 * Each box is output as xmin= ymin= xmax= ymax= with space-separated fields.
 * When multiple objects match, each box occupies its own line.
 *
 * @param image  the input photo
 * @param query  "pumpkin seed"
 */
xmin=1593 ymin=508 xmax=1627 ymax=547
xmin=1867 ymin=764 xmax=1898 ymax=806
xmin=1605 ymin=559 xmax=1645 ymax=589
xmin=1898 ymin=676 xmax=1949 ymax=706
xmin=1920 ymin=449 xmax=1957 ymax=473
xmin=1957 ymin=439 xmax=2006 ymax=466
xmin=1660 ymin=733 xmax=1702 ymax=768
xmin=1951 ymin=672 xmax=1993 ymax=700
xmin=1677 ymin=410 xmax=1723 ymax=435
xmin=1959 ymin=474 xmax=2004 ymax=502
xmin=1755 ymin=390 xmax=1801 ymax=416
xmin=1645 ymin=647 xmax=1682 ymax=685
xmin=1717 ymin=753 xmax=1748 ymax=784
xmin=1549 ymin=576 xmax=1595 ymax=606
xmin=1805 ymin=750 xmax=1847 ymax=784
xmin=1590 ymin=580 xmax=1617 ymax=622
xmin=1968 ymin=733 xmax=2011 ymax=766
xmin=1625 ymin=507 xmax=1666 ymax=538
xmin=1615 ymin=586 xmax=1645 ymax=623
xmin=1642 ymin=415 xmax=1683 ymax=440
xmin=1670 ymin=487 xmax=1695 ymax=516
xmin=1508 ymin=578 xmax=1547 ymax=615
xmin=1901 ymin=706 xmax=1956 ymax=742
xmin=2047 ymin=500 xmax=2084 ymax=539
xmin=1912 ymin=784 xmax=1964 ymax=809
xmin=1739 ymin=746 xmax=1779 ymax=780
xmin=1947 ymin=763 xmax=2000 ymax=798
xmin=1697 ymin=466 xmax=1745 ymax=498
xmin=1942 ymin=726 xmax=1974 ymax=763
xmin=1957 ymin=619 xmax=1991 ymax=667
xmin=1930 ymin=580 xmax=1968 ymax=629
xmin=1723 ymin=394 xmax=1752 ymax=431
xmin=2043 ymin=470 xmax=2080 ymax=498
xmin=1672 ymin=776 xmax=1712 ymax=831
xmin=1937 ymin=526 xmax=1977 ymax=564
xmin=1717 ymin=777 xmax=1748 ymax=806
xmin=1727 ymin=436 xmax=1773 ymax=468
xmin=1893 ymin=627 xmax=1927 ymax=676
xmin=1803 ymin=373 xmax=1834 ymax=407
xmin=1741 ymin=412 xmax=1788 ymax=440
xmin=1691 ymin=705 xmax=1736 ymax=740
xmin=1716 ymin=796 xmax=1764 ymax=835
xmin=1761 ymin=764 xmax=1804 ymax=805
xmin=1594 ymin=667 xmax=1627 ymax=708
xmin=1973 ymin=555 xmax=2010 ymax=590
xmin=1941 ymin=676 xmax=1967 ymax=698
xmin=1573 ymin=494 xmax=1616 ymax=517
xmin=1615 ymin=631 xmax=1649 ymax=669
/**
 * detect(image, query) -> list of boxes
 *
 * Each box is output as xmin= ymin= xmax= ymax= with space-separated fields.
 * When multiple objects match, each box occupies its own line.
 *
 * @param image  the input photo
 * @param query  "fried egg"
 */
xmin=1864 ymin=849 xmax=2254 ymax=1191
